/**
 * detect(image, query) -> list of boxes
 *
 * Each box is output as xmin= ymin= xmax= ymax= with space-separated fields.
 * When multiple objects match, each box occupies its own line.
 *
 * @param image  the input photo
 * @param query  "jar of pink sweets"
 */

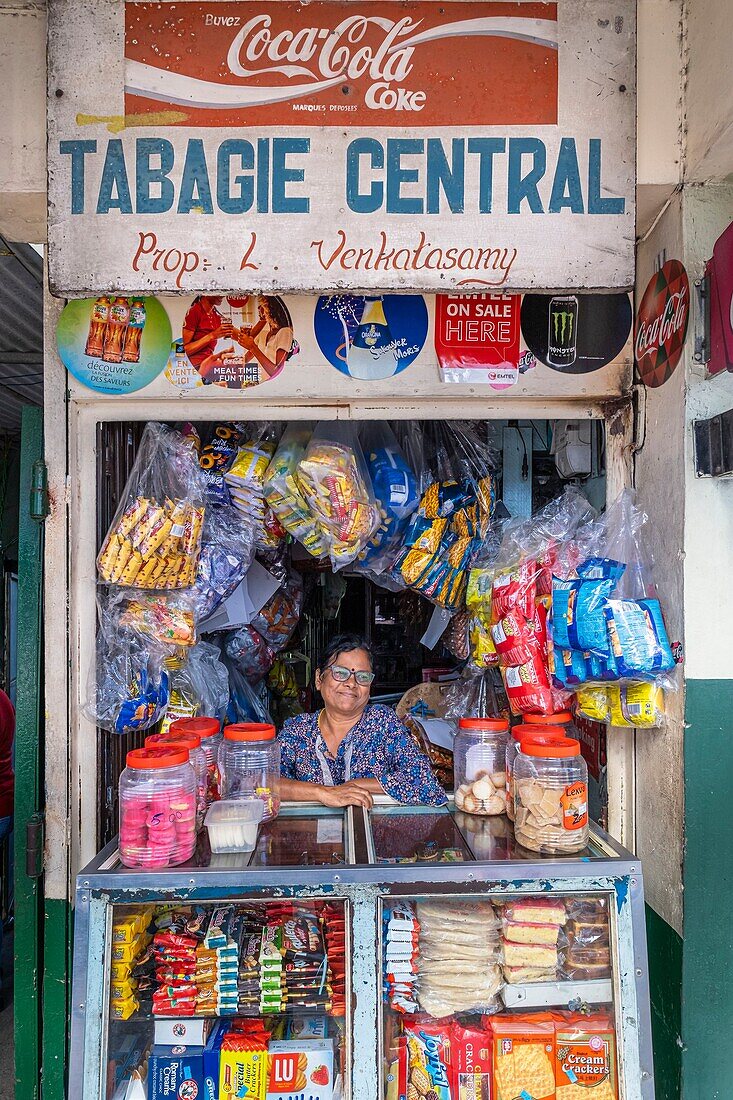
xmin=119 ymin=746 xmax=197 ymax=868
xmin=146 ymin=729 xmax=208 ymax=830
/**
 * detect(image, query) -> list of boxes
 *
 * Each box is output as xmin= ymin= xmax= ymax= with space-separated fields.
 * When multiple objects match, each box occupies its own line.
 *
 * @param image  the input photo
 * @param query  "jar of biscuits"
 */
xmin=505 ymin=725 xmax=568 ymax=822
xmin=513 ymin=737 xmax=589 ymax=854
xmin=454 ymin=717 xmax=509 ymax=815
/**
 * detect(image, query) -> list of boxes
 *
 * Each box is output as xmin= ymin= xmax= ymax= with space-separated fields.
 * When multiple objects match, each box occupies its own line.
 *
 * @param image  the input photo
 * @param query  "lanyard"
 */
xmin=315 ymin=712 xmax=355 ymax=786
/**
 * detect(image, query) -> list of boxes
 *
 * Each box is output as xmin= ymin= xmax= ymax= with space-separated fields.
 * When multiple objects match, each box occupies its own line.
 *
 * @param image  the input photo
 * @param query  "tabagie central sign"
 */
xmin=48 ymin=0 xmax=636 ymax=295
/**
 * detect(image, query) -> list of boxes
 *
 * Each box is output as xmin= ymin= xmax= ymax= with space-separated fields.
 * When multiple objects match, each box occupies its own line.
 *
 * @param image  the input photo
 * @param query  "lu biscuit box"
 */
xmin=267 ymin=1039 xmax=335 ymax=1100
xmin=148 ymin=1044 xmax=206 ymax=1100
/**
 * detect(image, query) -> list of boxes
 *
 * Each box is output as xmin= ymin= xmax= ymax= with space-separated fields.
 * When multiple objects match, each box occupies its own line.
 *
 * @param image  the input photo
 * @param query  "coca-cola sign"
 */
xmin=125 ymin=1 xmax=559 ymax=126
xmin=635 ymin=260 xmax=690 ymax=388
xmin=48 ymin=0 xmax=636 ymax=296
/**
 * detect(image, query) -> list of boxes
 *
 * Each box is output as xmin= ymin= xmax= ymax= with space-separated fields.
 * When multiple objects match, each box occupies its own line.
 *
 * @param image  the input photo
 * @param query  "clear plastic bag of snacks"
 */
xmin=550 ymin=490 xmax=676 ymax=692
xmin=251 ymin=570 xmax=303 ymax=652
xmin=85 ymin=627 xmax=170 ymax=735
xmin=354 ymin=421 xmax=419 ymax=574
xmin=160 ymin=640 xmax=230 ymax=731
xmin=225 ymin=659 xmax=273 ymax=724
xmin=224 ymin=625 xmax=276 ymax=683
xmin=296 ymin=421 xmax=380 ymax=569
xmin=392 ymin=421 xmax=498 ymax=610
xmin=115 ymin=589 xmax=198 ymax=648
xmin=190 ymin=505 xmax=255 ymax=622
xmin=263 ymin=424 xmax=329 ymax=559
xmin=97 ymin=423 xmax=206 ymax=590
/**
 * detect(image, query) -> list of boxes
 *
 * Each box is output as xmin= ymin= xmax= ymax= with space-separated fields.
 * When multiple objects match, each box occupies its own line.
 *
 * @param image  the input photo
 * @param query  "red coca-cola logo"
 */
xmin=635 ymin=259 xmax=690 ymax=388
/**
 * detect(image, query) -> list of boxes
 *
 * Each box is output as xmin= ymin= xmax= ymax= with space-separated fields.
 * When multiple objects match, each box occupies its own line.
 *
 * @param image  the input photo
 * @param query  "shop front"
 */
xmin=40 ymin=2 xmax=662 ymax=1098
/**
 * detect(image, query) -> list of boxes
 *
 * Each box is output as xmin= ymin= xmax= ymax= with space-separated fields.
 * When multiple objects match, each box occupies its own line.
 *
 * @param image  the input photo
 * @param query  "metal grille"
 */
xmin=95 ymin=421 xmax=145 ymax=848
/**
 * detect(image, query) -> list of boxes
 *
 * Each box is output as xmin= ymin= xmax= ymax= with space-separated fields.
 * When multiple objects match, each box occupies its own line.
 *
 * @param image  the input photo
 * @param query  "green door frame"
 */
xmin=14 ymin=405 xmax=46 ymax=1099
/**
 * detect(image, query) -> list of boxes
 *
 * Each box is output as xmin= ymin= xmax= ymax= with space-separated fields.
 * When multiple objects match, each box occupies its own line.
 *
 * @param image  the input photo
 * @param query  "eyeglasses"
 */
xmin=326 ymin=664 xmax=375 ymax=687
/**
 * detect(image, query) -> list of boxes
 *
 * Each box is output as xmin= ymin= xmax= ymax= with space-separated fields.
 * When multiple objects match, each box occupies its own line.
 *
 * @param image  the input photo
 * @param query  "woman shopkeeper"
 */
xmin=278 ymin=635 xmax=446 ymax=808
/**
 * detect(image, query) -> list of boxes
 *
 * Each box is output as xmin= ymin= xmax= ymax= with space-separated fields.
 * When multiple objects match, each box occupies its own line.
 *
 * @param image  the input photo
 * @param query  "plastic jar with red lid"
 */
xmin=218 ymin=723 xmax=281 ymax=821
xmin=454 ymin=717 xmax=510 ymax=815
xmin=513 ymin=737 xmax=589 ymax=854
xmin=146 ymin=729 xmax=208 ymax=829
xmin=170 ymin=717 xmax=222 ymax=805
xmin=119 ymin=746 xmax=197 ymax=868
xmin=505 ymin=725 xmax=568 ymax=822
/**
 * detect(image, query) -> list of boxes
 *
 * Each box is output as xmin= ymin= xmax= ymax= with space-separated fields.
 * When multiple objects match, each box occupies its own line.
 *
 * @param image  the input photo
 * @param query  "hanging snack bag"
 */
xmin=225 ymin=627 xmax=276 ymax=684
xmin=117 ymin=591 xmax=197 ymax=648
xmin=263 ymin=425 xmax=329 ymax=560
xmin=97 ymin=423 xmax=206 ymax=590
xmin=251 ymin=571 xmax=303 ymax=653
xmin=191 ymin=505 xmax=256 ymax=622
xmin=356 ymin=422 xmax=419 ymax=572
xmin=296 ymin=422 xmax=380 ymax=569
xmin=85 ymin=631 xmax=170 ymax=735
xmin=198 ymin=423 xmax=246 ymax=506
xmin=225 ymin=435 xmax=277 ymax=524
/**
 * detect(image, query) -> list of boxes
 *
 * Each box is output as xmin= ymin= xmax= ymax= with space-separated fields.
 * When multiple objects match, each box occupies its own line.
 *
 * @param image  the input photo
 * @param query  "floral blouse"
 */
xmin=278 ymin=704 xmax=447 ymax=806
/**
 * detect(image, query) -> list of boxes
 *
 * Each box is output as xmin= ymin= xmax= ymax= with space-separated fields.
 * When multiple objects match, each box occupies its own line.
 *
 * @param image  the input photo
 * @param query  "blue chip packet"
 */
xmin=605 ymin=597 xmax=674 ymax=677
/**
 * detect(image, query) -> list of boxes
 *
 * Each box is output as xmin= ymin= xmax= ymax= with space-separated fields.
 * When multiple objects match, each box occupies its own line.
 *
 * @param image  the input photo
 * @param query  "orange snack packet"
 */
xmin=491 ymin=1014 xmax=555 ymax=1100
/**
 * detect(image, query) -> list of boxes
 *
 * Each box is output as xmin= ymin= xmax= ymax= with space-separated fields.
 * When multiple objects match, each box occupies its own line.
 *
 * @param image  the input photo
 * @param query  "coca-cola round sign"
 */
xmin=635 ymin=260 xmax=690 ymax=388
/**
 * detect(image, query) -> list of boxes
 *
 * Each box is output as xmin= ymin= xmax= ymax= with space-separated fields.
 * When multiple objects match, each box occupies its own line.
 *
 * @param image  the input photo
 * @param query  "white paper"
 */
xmin=199 ymin=560 xmax=281 ymax=633
xmin=316 ymin=817 xmax=343 ymax=845
xmin=420 ymin=605 xmax=453 ymax=650
xmin=412 ymin=717 xmax=456 ymax=753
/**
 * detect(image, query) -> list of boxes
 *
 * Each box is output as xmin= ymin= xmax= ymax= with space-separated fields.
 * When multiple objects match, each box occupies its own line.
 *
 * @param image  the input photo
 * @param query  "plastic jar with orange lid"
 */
xmin=513 ymin=737 xmax=589 ymax=854
xmin=505 ymin=725 xmax=569 ymax=822
xmin=146 ymin=729 xmax=208 ymax=829
xmin=118 ymin=746 xmax=197 ymax=868
xmin=169 ymin=716 xmax=222 ymax=805
xmin=454 ymin=717 xmax=510 ymax=815
xmin=218 ymin=723 xmax=281 ymax=821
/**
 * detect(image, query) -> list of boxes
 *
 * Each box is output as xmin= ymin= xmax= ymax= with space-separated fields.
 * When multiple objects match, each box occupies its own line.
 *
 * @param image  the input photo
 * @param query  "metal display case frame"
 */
xmin=69 ymin=803 xmax=655 ymax=1100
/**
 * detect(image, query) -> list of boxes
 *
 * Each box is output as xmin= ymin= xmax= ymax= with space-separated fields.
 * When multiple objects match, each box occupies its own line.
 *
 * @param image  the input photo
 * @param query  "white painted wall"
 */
xmin=681 ymin=182 xmax=733 ymax=679
xmin=0 ymin=0 xmax=46 ymax=242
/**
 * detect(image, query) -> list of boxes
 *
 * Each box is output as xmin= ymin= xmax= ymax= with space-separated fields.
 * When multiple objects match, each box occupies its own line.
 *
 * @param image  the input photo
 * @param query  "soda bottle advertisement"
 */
xmin=178 ymin=295 xmax=299 ymax=389
xmin=56 ymin=296 xmax=172 ymax=393
xmin=314 ymin=294 xmax=428 ymax=379
xmin=520 ymin=292 xmax=633 ymax=374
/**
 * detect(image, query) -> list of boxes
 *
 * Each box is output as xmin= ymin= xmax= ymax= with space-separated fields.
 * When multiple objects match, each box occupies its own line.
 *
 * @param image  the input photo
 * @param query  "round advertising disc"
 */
xmin=635 ymin=260 xmax=690 ymax=388
xmin=520 ymin=293 xmax=633 ymax=374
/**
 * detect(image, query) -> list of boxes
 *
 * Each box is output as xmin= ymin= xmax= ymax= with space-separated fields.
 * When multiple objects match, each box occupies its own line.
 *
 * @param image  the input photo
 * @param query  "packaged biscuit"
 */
xmin=263 ymin=425 xmax=329 ymax=560
xmin=452 ymin=1022 xmax=492 ymax=1100
xmin=403 ymin=1019 xmax=452 ymax=1100
xmin=267 ymin=1039 xmax=335 ymax=1100
xmin=491 ymin=1015 xmax=556 ymax=1100
xmin=554 ymin=1015 xmax=617 ymax=1099
xmin=98 ymin=423 xmax=206 ymax=589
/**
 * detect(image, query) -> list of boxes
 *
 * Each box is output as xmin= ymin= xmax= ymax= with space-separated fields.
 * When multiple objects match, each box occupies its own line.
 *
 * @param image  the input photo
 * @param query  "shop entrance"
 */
xmin=93 ymin=416 xmax=607 ymax=849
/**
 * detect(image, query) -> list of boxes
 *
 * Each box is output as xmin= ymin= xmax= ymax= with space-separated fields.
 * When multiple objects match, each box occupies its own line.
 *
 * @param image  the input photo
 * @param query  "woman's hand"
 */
xmin=213 ymin=322 xmax=234 ymax=339
xmin=316 ymin=781 xmax=374 ymax=809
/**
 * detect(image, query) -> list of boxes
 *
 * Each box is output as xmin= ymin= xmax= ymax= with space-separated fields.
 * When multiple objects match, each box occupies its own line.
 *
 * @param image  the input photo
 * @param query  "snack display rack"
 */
xmin=69 ymin=800 xmax=654 ymax=1099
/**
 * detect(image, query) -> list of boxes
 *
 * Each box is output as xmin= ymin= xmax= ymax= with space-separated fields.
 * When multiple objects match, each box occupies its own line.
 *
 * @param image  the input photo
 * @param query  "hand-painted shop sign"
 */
xmin=635 ymin=260 xmax=690 ymax=388
xmin=48 ymin=0 xmax=635 ymax=296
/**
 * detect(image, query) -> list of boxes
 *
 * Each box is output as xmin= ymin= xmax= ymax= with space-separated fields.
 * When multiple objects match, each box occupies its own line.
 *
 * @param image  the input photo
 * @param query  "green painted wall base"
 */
xmin=647 ymin=904 xmax=682 ymax=1099
xmin=42 ymin=897 xmax=71 ymax=1100
xmin=682 ymin=678 xmax=733 ymax=1100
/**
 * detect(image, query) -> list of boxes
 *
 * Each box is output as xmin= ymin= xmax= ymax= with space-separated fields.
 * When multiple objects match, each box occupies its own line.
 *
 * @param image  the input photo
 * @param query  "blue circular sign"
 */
xmin=314 ymin=294 xmax=428 ymax=380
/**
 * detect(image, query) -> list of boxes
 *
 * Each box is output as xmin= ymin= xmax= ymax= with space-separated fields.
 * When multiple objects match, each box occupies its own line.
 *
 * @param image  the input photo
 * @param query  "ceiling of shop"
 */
xmin=0 ymin=239 xmax=43 ymax=441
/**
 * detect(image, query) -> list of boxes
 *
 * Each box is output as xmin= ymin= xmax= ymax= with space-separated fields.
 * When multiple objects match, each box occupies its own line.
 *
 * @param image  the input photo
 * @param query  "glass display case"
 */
xmin=70 ymin=802 xmax=654 ymax=1100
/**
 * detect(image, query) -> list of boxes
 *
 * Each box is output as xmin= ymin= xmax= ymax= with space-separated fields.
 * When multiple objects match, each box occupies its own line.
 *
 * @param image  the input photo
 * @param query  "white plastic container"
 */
xmin=205 ymin=798 xmax=265 ymax=853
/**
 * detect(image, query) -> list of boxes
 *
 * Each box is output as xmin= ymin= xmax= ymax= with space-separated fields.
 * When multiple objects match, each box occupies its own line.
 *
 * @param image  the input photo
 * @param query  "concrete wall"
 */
xmin=685 ymin=1 xmax=733 ymax=182
xmin=0 ymin=0 xmax=46 ymax=242
xmin=633 ymin=191 xmax=686 ymax=934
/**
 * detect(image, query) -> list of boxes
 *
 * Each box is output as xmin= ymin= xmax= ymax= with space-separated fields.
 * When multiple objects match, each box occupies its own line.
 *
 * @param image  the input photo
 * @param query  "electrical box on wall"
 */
xmin=693 ymin=407 xmax=733 ymax=477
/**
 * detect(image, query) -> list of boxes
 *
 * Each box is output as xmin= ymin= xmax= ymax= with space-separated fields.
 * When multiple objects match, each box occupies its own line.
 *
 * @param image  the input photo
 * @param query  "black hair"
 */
xmin=317 ymin=633 xmax=373 ymax=674
xmin=261 ymin=295 xmax=291 ymax=330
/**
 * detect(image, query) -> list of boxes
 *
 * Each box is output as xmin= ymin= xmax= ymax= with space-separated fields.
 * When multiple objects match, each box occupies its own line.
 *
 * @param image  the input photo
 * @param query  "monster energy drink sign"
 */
xmin=547 ymin=295 xmax=579 ymax=367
